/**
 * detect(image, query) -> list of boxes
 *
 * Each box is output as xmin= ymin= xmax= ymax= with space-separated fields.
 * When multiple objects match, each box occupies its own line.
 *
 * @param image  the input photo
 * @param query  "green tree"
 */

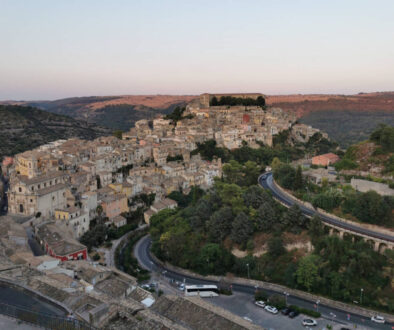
xmin=223 ymin=160 xmax=243 ymax=184
xmin=207 ymin=206 xmax=233 ymax=242
xmin=198 ymin=243 xmax=234 ymax=275
xmin=296 ymin=255 xmax=320 ymax=292
xmin=308 ymin=215 xmax=324 ymax=241
xmin=255 ymin=202 xmax=276 ymax=231
xmin=281 ymin=204 xmax=306 ymax=233
xmin=293 ymin=166 xmax=303 ymax=191
xmin=267 ymin=235 xmax=286 ymax=257
xmin=210 ymin=96 xmax=218 ymax=106
xmin=243 ymin=185 xmax=271 ymax=209
xmin=271 ymin=157 xmax=281 ymax=172
xmin=355 ymin=190 xmax=391 ymax=225
xmin=231 ymin=212 xmax=253 ymax=245
xmin=113 ymin=130 xmax=123 ymax=139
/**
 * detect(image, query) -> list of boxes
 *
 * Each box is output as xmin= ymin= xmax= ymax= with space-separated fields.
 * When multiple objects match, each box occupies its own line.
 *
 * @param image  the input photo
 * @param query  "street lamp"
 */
xmin=283 ymin=291 xmax=289 ymax=306
xmin=316 ymin=299 xmax=320 ymax=312
xmin=246 ymin=263 xmax=250 ymax=279
xmin=360 ymin=288 xmax=364 ymax=305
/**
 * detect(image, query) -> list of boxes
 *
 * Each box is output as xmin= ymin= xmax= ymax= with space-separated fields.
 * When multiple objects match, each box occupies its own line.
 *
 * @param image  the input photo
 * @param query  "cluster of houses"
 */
xmin=2 ymin=93 xmax=319 ymax=262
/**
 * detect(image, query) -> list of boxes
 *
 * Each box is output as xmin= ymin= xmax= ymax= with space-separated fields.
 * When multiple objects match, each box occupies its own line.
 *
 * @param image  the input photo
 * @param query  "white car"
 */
xmin=264 ymin=305 xmax=278 ymax=314
xmin=255 ymin=300 xmax=265 ymax=308
xmin=302 ymin=319 xmax=317 ymax=326
xmin=371 ymin=315 xmax=385 ymax=324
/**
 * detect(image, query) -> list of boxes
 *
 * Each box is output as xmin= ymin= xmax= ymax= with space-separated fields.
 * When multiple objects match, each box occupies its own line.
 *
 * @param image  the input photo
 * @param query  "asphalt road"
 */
xmin=259 ymin=172 xmax=394 ymax=243
xmin=134 ymin=235 xmax=392 ymax=330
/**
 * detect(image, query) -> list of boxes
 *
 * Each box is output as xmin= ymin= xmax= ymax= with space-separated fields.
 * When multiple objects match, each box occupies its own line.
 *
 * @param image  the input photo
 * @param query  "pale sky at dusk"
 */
xmin=1 ymin=0 xmax=393 ymax=100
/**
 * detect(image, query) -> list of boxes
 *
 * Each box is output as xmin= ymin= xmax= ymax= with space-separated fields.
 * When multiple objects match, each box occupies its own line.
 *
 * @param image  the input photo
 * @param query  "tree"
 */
xmin=296 ymin=255 xmax=320 ymax=292
xmin=308 ymin=215 xmax=324 ymax=241
xmin=271 ymin=157 xmax=281 ymax=172
xmin=281 ymin=204 xmax=306 ymax=233
xmin=210 ymin=96 xmax=218 ymax=106
xmin=223 ymin=160 xmax=243 ymax=184
xmin=256 ymin=96 xmax=266 ymax=108
xmin=243 ymin=185 xmax=271 ymax=209
xmin=206 ymin=206 xmax=233 ymax=242
xmin=231 ymin=212 xmax=253 ymax=245
xmin=293 ymin=166 xmax=303 ymax=191
xmin=255 ymin=202 xmax=276 ymax=231
xmin=197 ymin=243 xmax=234 ymax=275
xmin=355 ymin=190 xmax=391 ymax=225
xmin=113 ymin=130 xmax=123 ymax=139
xmin=267 ymin=235 xmax=286 ymax=257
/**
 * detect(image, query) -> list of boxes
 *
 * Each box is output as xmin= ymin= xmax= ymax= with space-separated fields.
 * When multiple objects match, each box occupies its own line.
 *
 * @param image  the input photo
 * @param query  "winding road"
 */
xmin=259 ymin=172 xmax=394 ymax=243
xmin=134 ymin=235 xmax=393 ymax=329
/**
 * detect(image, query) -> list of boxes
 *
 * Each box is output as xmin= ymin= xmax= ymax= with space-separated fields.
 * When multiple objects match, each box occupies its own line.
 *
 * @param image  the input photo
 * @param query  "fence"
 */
xmin=0 ymin=302 xmax=95 ymax=330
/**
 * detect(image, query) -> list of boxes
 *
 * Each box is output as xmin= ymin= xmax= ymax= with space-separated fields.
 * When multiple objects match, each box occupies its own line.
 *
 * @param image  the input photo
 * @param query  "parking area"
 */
xmin=207 ymin=292 xmax=374 ymax=330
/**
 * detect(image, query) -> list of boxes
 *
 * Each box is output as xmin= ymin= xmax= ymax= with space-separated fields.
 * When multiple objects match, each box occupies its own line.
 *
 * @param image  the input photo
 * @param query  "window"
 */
xmin=30 ymin=199 xmax=33 ymax=203
xmin=19 ymin=204 xmax=24 ymax=213
xmin=18 ymin=187 xmax=22 ymax=192
xmin=38 ymin=185 xmax=40 ymax=189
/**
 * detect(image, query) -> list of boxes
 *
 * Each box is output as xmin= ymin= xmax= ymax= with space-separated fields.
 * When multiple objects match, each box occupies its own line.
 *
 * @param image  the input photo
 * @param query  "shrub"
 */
xmin=268 ymin=294 xmax=286 ymax=310
xmin=289 ymin=305 xmax=321 ymax=318
xmin=255 ymin=289 xmax=269 ymax=301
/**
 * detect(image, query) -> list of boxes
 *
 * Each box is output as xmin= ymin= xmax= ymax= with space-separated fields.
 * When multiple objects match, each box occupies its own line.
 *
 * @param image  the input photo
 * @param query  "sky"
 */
xmin=0 ymin=0 xmax=393 ymax=100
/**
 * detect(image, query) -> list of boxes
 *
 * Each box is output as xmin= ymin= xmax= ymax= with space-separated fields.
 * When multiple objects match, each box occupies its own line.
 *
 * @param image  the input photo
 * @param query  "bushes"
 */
xmin=289 ymin=305 xmax=321 ymax=318
xmin=255 ymin=289 xmax=269 ymax=301
xmin=268 ymin=294 xmax=286 ymax=310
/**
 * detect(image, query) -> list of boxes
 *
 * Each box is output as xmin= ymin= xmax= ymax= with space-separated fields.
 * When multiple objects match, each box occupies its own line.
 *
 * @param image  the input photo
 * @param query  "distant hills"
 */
xmin=266 ymin=92 xmax=394 ymax=147
xmin=7 ymin=95 xmax=197 ymax=131
xmin=1 ymin=92 xmax=393 ymax=150
xmin=0 ymin=105 xmax=109 ymax=159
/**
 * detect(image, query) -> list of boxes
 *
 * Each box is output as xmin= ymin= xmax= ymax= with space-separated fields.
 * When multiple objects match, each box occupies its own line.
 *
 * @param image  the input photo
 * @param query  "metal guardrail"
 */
xmin=0 ymin=302 xmax=95 ymax=330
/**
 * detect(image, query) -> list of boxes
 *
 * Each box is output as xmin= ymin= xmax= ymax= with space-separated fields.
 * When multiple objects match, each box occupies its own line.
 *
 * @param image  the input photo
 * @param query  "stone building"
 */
xmin=8 ymin=171 xmax=68 ymax=218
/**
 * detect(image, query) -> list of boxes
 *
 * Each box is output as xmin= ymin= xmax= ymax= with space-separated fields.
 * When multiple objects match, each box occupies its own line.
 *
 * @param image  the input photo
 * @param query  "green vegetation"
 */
xmin=150 ymin=152 xmax=393 ymax=312
xmin=370 ymin=124 xmax=394 ymax=152
xmin=300 ymin=110 xmax=394 ymax=148
xmin=166 ymin=154 xmax=183 ymax=162
xmin=164 ymin=106 xmax=194 ymax=124
xmin=210 ymin=95 xmax=266 ymax=108
xmin=273 ymin=160 xmax=394 ymax=226
xmin=117 ymin=229 xmax=150 ymax=282
xmin=0 ymin=105 xmax=108 ymax=160
xmin=113 ymin=130 xmax=123 ymax=139
xmin=288 ymin=305 xmax=321 ymax=318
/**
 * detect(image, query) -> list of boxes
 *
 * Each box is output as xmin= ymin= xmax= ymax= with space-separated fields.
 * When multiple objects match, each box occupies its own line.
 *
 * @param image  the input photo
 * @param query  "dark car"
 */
xmin=281 ymin=308 xmax=291 ymax=315
xmin=288 ymin=310 xmax=299 ymax=318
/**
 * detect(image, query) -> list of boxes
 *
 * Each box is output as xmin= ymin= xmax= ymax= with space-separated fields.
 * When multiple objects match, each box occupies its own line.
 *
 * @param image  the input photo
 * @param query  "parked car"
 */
xmin=371 ymin=315 xmax=385 ymax=324
xmin=302 ymin=319 xmax=317 ymax=326
xmin=179 ymin=283 xmax=185 ymax=291
xmin=255 ymin=300 xmax=265 ymax=308
xmin=264 ymin=305 xmax=278 ymax=314
xmin=141 ymin=284 xmax=150 ymax=290
xmin=281 ymin=308 xmax=291 ymax=315
xmin=288 ymin=310 xmax=299 ymax=318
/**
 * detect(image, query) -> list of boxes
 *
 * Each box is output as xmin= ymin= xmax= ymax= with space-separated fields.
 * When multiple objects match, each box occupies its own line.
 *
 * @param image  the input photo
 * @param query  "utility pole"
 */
xmin=246 ymin=263 xmax=250 ymax=279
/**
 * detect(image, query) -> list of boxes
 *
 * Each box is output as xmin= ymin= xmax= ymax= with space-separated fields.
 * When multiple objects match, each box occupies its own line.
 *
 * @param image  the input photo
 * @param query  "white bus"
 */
xmin=184 ymin=284 xmax=219 ymax=297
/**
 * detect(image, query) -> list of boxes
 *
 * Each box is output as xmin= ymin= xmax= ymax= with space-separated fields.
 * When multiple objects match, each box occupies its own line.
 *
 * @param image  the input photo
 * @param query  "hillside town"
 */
xmin=0 ymin=93 xmax=333 ymax=328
